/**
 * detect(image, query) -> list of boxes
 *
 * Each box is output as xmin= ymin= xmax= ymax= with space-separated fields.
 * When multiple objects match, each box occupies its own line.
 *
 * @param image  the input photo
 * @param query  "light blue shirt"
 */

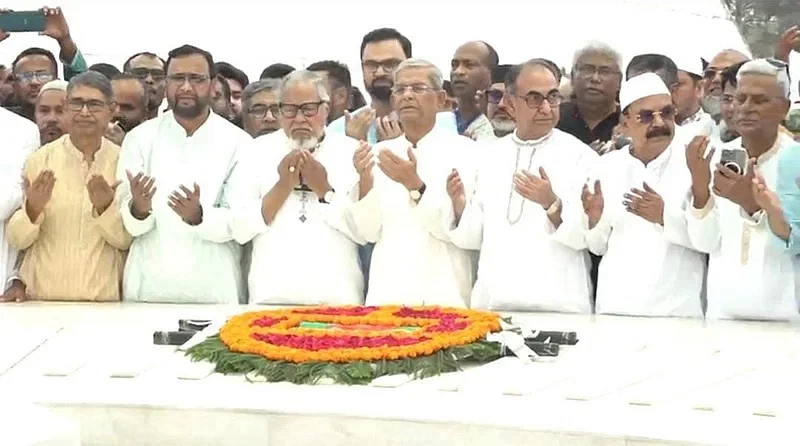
xmin=775 ymin=141 xmax=800 ymax=254
xmin=327 ymin=107 xmax=457 ymax=143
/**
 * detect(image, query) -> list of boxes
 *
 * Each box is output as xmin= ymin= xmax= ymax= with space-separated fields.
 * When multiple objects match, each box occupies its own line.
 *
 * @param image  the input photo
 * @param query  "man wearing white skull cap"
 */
xmin=581 ymin=72 xmax=705 ymax=317
xmin=35 ymin=80 xmax=69 ymax=145
xmin=672 ymin=55 xmax=715 ymax=139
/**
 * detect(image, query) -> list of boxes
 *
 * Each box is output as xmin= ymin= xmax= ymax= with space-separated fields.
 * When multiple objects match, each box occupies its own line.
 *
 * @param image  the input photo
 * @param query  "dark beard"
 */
xmin=173 ymin=102 xmax=206 ymax=119
xmin=368 ymin=85 xmax=392 ymax=102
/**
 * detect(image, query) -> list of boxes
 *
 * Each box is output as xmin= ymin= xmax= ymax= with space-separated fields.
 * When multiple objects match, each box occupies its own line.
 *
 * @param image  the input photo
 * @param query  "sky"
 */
xmin=1 ymin=0 xmax=798 ymax=99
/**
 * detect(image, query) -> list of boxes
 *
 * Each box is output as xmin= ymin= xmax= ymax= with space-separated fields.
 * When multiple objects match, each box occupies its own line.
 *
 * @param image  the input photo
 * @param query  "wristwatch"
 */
xmin=409 ymin=183 xmax=427 ymax=202
xmin=319 ymin=189 xmax=335 ymax=204
xmin=545 ymin=197 xmax=561 ymax=216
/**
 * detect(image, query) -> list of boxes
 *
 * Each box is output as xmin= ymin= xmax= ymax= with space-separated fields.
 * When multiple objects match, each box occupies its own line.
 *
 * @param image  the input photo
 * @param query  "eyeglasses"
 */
xmin=248 ymin=104 xmax=280 ymax=119
xmin=575 ymin=64 xmax=619 ymax=79
xmin=167 ymin=74 xmax=210 ymax=85
xmin=67 ymin=99 xmax=109 ymax=113
xmin=128 ymin=68 xmax=166 ymax=81
xmin=634 ymin=106 xmax=675 ymax=124
xmin=516 ymin=90 xmax=562 ymax=109
xmin=486 ymin=89 xmax=504 ymax=105
xmin=279 ymin=101 xmax=326 ymax=118
xmin=16 ymin=71 xmax=54 ymax=83
xmin=391 ymin=84 xmax=436 ymax=95
xmin=703 ymin=68 xmax=721 ymax=80
xmin=362 ymin=59 xmax=402 ymax=73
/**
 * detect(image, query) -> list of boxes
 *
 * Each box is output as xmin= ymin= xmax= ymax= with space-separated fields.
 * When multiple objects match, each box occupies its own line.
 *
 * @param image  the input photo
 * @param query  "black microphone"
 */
xmin=525 ymin=331 xmax=579 ymax=346
xmin=500 ymin=341 xmax=560 ymax=357
xmin=153 ymin=331 xmax=196 ymax=346
xmin=178 ymin=319 xmax=212 ymax=332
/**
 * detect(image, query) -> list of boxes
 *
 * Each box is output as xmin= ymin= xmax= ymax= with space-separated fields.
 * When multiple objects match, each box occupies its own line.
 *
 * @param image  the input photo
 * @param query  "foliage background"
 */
xmin=722 ymin=0 xmax=800 ymax=57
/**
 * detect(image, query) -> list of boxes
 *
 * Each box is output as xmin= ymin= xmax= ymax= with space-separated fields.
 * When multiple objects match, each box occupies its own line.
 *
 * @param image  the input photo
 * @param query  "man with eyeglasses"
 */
xmin=117 ymin=44 xmax=250 ymax=304
xmin=701 ymin=49 xmax=750 ymax=123
xmin=231 ymin=70 xmax=364 ymax=305
xmin=349 ymin=59 xmax=476 ymax=307
xmin=581 ymin=73 xmax=704 ymax=317
xmin=240 ymin=79 xmax=281 ymax=138
xmin=687 ymin=58 xmax=799 ymax=321
xmin=448 ymin=59 xmax=596 ymax=313
xmin=6 ymin=71 xmax=130 ymax=302
xmin=485 ymin=64 xmax=515 ymax=138
xmin=123 ymin=52 xmax=167 ymax=120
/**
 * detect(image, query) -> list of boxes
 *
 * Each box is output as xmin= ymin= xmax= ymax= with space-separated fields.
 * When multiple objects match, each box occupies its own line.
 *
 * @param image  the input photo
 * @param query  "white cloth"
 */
xmin=231 ymin=131 xmax=364 ymax=305
xmin=687 ymin=133 xmax=800 ymax=320
xmin=349 ymin=129 xmax=478 ymax=307
xmin=449 ymin=130 xmax=597 ymax=313
xmin=620 ymin=73 xmax=671 ymax=110
xmin=117 ymin=111 xmax=251 ymax=303
xmin=680 ymin=108 xmax=716 ymax=141
xmin=0 ymin=108 xmax=39 ymax=292
xmin=586 ymin=138 xmax=705 ymax=317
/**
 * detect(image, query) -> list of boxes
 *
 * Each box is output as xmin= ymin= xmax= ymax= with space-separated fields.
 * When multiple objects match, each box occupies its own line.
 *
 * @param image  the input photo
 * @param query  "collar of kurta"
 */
xmin=510 ymin=130 xmax=554 ymax=147
xmin=625 ymin=140 xmax=673 ymax=173
xmin=61 ymin=134 xmax=113 ymax=163
xmin=680 ymin=107 xmax=709 ymax=126
xmin=741 ymin=132 xmax=792 ymax=167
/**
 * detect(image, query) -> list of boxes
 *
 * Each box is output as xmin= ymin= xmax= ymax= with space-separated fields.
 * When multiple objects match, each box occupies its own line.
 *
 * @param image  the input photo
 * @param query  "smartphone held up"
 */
xmin=0 ymin=10 xmax=46 ymax=33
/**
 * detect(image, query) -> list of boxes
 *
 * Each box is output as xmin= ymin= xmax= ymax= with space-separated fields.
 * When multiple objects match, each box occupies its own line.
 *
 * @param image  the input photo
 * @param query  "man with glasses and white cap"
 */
xmin=687 ymin=58 xmax=799 ymax=320
xmin=582 ymin=72 xmax=704 ymax=317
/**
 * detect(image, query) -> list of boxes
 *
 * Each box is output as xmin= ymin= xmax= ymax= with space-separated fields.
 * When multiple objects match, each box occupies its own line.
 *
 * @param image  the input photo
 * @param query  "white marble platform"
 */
xmin=1 ymin=302 xmax=799 ymax=445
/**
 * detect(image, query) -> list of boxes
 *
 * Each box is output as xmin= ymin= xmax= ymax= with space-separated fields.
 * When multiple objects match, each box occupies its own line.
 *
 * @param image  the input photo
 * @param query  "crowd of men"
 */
xmin=2 ymin=7 xmax=800 ymax=321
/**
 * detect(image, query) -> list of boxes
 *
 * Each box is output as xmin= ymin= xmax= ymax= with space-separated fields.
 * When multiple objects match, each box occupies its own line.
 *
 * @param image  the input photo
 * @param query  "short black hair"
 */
xmin=123 ymin=52 xmax=165 ymax=72
xmin=260 ymin=63 xmax=295 ymax=80
xmin=721 ymin=60 xmax=747 ymax=92
xmin=214 ymin=74 xmax=232 ymax=102
xmin=89 ymin=63 xmax=121 ymax=80
xmin=214 ymin=62 xmax=249 ymax=89
xmin=625 ymin=54 xmax=679 ymax=87
xmin=12 ymin=47 xmax=57 ymax=74
xmin=111 ymin=73 xmax=148 ymax=106
xmin=307 ymin=60 xmax=352 ymax=91
xmin=360 ymin=28 xmax=412 ymax=60
xmin=165 ymin=45 xmax=215 ymax=78
xmin=491 ymin=64 xmax=512 ymax=84
xmin=479 ymin=41 xmax=499 ymax=68
xmin=442 ymin=80 xmax=453 ymax=96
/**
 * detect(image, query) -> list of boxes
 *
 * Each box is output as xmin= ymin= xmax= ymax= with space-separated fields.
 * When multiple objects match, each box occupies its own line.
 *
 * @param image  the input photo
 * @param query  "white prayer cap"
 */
xmin=672 ymin=54 xmax=704 ymax=78
xmin=619 ymin=73 xmax=671 ymax=111
xmin=37 ymin=80 xmax=68 ymax=98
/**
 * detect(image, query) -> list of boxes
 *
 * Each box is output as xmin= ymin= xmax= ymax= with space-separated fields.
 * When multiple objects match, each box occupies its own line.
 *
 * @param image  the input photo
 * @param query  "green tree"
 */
xmin=721 ymin=0 xmax=800 ymax=57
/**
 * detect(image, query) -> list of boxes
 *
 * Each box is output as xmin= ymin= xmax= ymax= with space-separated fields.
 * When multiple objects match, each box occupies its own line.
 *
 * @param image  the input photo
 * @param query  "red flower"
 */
xmin=252 ymin=332 xmax=430 ymax=351
xmin=250 ymin=316 xmax=287 ymax=327
xmin=292 ymin=306 xmax=380 ymax=317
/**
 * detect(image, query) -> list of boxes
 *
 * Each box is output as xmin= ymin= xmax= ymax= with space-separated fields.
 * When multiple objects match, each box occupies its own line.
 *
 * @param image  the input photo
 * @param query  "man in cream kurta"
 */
xmin=232 ymin=71 xmax=364 ymax=305
xmin=686 ymin=59 xmax=800 ymax=320
xmin=117 ymin=45 xmax=251 ymax=303
xmin=585 ymin=73 xmax=704 ymax=317
xmin=349 ymin=59 xmax=478 ymax=307
xmin=447 ymin=59 xmax=597 ymax=313
xmin=0 ymin=107 xmax=40 ymax=301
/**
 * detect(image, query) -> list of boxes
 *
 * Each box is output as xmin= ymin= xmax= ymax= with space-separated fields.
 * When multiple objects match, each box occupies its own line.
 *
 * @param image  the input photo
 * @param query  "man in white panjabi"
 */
xmin=232 ymin=71 xmax=364 ymax=305
xmin=583 ymin=73 xmax=704 ymax=317
xmin=671 ymin=54 xmax=716 ymax=139
xmin=117 ymin=45 xmax=251 ymax=303
xmin=447 ymin=60 xmax=597 ymax=313
xmin=686 ymin=59 xmax=799 ymax=320
xmin=0 ymin=107 xmax=40 ymax=302
xmin=349 ymin=59 xmax=477 ymax=307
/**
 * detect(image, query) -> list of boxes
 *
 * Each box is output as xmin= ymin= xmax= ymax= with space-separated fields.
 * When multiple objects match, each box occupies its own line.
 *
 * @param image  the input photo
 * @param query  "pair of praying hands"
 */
xmin=581 ymin=180 xmax=665 ymax=228
xmin=278 ymin=149 xmax=331 ymax=198
xmin=126 ymin=170 xmax=202 ymax=225
xmin=352 ymin=142 xmax=423 ymax=191
xmin=23 ymin=170 xmax=120 ymax=222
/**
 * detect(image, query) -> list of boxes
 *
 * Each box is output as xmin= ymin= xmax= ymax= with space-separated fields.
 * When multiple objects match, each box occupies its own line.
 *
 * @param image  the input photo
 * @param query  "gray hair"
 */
xmin=571 ymin=41 xmax=623 ymax=73
xmin=278 ymin=70 xmax=330 ymax=102
xmin=737 ymin=59 xmax=791 ymax=99
xmin=393 ymin=59 xmax=444 ymax=90
xmin=66 ymin=71 xmax=114 ymax=102
xmin=242 ymin=79 xmax=280 ymax=110
xmin=505 ymin=59 xmax=561 ymax=95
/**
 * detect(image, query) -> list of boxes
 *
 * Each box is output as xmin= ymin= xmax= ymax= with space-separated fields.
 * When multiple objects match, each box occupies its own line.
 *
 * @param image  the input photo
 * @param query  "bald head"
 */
xmin=709 ymin=49 xmax=750 ymax=69
xmin=450 ymin=41 xmax=498 ymax=98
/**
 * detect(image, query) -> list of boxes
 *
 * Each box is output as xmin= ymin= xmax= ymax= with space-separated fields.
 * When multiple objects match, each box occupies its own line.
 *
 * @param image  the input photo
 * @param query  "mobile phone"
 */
xmin=720 ymin=148 xmax=747 ymax=175
xmin=0 ymin=10 xmax=46 ymax=33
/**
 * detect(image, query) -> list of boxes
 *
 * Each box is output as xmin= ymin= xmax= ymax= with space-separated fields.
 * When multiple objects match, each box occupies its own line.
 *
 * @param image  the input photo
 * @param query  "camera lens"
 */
xmin=724 ymin=162 xmax=741 ymax=175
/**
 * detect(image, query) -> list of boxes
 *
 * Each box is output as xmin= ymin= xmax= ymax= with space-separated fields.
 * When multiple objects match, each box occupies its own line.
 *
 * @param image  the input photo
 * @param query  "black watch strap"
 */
xmin=319 ymin=188 xmax=335 ymax=203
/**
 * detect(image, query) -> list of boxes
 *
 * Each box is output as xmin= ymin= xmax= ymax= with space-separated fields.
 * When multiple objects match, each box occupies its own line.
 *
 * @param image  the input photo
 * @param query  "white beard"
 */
xmin=491 ymin=119 xmax=516 ymax=134
xmin=287 ymin=135 xmax=320 ymax=151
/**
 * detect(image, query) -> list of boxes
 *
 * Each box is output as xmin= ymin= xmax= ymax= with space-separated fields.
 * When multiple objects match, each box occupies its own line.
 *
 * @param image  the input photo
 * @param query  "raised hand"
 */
xmin=376 ymin=116 xmax=402 ymax=142
xmin=446 ymin=169 xmax=466 ymax=219
xmin=125 ymin=170 xmax=156 ymax=220
xmin=87 ymin=174 xmax=122 ymax=215
xmin=377 ymin=147 xmax=423 ymax=191
xmin=0 ymin=9 xmax=12 ymax=42
xmin=277 ymin=149 xmax=302 ymax=188
xmin=686 ymin=135 xmax=715 ymax=189
xmin=513 ymin=166 xmax=556 ymax=208
xmin=713 ymin=158 xmax=757 ymax=210
xmin=24 ymin=170 xmax=56 ymax=223
xmin=0 ymin=280 xmax=27 ymax=303
xmin=41 ymin=7 xmax=70 ymax=42
xmin=751 ymin=172 xmax=780 ymax=213
xmin=168 ymin=183 xmax=202 ymax=225
xmin=344 ymin=109 xmax=374 ymax=141
xmin=624 ymin=182 xmax=664 ymax=225
xmin=352 ymin=141 xmax=374 ymax=179
xmin=581 ymin=180 xmax=603 ymax=229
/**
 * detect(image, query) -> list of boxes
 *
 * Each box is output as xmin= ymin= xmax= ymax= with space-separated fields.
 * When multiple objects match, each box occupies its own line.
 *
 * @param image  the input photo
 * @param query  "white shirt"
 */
xmin=0 ymin=108 xmax=39 ymax=292
xmin=349 ymin=129 xmax=478 ymax=307
xmin=586 ymin=139 xmax=705 ymax=318
xmin=680 ymin=108 xmax=715 ymax=140
xmin=231 ymin=131 xmax=364 ymax=305
xmin=449 ymin=130 xmax=597 ymax=313
xmin=117 ymin=111 xmax=251 ymax=303
xmin=687 ymin=134 xmax=800 ymax=321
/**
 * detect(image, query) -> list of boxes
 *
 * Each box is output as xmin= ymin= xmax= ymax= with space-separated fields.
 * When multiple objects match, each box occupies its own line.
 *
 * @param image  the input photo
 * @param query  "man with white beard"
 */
xmin=583 ymin=73 xmax=704 ymax=317
xmin=349 ymin=59 xmax=477 ymax=307
xmin=447 ymin=59 xmax=597 ymax=313
xmin=232 ymin=71 xmax=364 ymax=305
xmin=486 ymin=64 xmax=515 ymax=138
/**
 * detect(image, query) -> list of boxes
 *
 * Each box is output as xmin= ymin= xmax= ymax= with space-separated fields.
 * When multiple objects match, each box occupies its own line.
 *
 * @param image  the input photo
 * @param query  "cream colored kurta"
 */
xmin=448 ymin=130 xmax=597 ymax=313
xmin=586 ymin=139 xmax=705 ymax=318
xmin=687 ymin=134 xmax=800 ymax=321
xmin=349 ymin=130 xmax=479 ymax=307
xmin=117 ymin=111 xmax=251 ymax=304
xmin=0 ymin=108 xmax=40 ymax=293
xmin=7 ymin=136 xmax=131 ymax=301
xmin=231 ymin=131 xmax=364 ymax=305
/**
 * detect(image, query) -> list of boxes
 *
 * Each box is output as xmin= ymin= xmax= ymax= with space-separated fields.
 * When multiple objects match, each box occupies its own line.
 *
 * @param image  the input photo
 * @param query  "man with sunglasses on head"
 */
xmin=583 ymin=73 xmax=705 ymax=317
xmin=687 ymin=58 xmax=799 ymax=321
xmin=485 ymin=64 xmax=515 ymax=138
xmin=117 ymin=45 xmax=250 ymax=304
xmin=447 ymin=59 xmax=597 ymax=313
